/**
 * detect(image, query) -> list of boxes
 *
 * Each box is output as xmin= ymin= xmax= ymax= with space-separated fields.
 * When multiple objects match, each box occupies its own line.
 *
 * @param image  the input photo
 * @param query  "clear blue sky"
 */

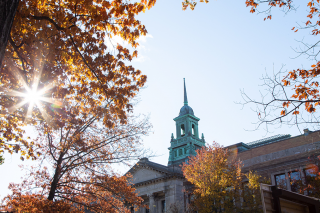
xmin=130 ymin=0 xmax=314 ymax=165
xmin=1 ymin=0 xmax=316 ymax=199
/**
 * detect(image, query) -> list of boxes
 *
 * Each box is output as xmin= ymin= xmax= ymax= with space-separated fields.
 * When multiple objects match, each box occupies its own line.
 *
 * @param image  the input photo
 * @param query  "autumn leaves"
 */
xmin=1 ymin=0 xmax=155 ymax=212
xmin=182 ymin=143 xmax=263 ymax=213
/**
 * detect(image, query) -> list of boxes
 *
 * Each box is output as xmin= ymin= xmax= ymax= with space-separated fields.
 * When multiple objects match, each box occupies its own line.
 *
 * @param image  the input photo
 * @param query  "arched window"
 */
xmin=192 ymin=124 xmax=195 ymax=136
xmin=181 ymin=124 xmax=185 ymax=137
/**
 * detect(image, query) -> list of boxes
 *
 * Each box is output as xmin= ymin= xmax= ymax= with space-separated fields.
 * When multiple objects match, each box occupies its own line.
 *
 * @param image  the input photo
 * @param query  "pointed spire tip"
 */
xmin=184 ymin=78 xmax=188 ymax=106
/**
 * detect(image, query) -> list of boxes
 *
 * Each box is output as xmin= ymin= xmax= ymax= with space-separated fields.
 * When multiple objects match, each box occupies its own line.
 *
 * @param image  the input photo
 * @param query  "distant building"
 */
xmin=229 ymin=129 xmax=320 ymax=192
xmin=127 ymin=79 xmax=320 ymax=213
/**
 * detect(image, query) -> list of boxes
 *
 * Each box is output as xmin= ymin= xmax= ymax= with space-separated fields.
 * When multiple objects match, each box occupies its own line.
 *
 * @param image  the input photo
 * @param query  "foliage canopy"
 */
xmin=1 ymin=0 xmax=156 ymax=211
xmin=1 ymin=0 xmax=155 ymax=158
xmin=3 ymin=115 xmax=151 ymax=212
xmin=182 ymin=142 xmax=263 ymax=213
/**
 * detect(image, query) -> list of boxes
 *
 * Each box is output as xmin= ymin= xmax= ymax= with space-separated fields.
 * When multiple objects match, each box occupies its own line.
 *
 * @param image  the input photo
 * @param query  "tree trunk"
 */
xmin=48 ymin=153 xmax=64 ymax=201
xmin=0 ymin=0 xmax=20 ymax=69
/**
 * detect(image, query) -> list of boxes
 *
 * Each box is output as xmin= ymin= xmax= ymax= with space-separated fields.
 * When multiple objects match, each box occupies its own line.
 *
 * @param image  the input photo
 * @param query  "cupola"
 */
xmin=168 ymin=78 xmax=205 ymax=166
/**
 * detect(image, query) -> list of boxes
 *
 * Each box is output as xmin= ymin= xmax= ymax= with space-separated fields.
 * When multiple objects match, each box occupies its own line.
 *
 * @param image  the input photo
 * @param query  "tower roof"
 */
xmin=179 ymin=105 xmax=194 ymax=116
xmin=179 ymin=78 xmax=194 ymax=116
xmin=184 ymin=78 xmax=188 ymax=106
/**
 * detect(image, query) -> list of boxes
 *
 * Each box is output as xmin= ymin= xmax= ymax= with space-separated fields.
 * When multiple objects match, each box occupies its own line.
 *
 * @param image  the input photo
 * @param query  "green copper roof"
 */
xmin=246 ymin=134 xmax=291 ymax=148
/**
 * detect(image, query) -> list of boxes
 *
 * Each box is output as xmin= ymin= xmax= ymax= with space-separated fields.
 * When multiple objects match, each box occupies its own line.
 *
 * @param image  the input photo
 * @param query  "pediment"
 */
xmin=128 ymin=167 xmax=166 ymax=184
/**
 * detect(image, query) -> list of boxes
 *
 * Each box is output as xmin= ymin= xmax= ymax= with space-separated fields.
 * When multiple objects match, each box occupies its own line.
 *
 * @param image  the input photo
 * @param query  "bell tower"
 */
xmin=168 ymin=79 xmax=205 ymax=166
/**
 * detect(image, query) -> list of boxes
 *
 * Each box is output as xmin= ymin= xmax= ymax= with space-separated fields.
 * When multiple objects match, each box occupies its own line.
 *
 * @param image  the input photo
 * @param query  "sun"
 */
xmin=5 ymin=75 xmax=61 ymax=122
xmin=10 ymin=83 xmax=60 ymax=121
xmin=23 ymin=87 xmax=42 ymax=105
xmin=2 ymin=56 xmax=63 ymax=123
xmin=18 ymin=84 xmax=51 ymax=119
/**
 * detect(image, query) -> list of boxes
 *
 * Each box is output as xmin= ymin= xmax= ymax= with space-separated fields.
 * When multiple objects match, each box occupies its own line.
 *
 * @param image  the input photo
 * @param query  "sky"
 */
xmin=0 ymin=0 xmax=317 ymax=199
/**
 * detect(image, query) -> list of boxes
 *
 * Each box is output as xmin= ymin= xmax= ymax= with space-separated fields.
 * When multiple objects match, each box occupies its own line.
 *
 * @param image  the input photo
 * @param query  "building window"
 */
xmin=192 ymin=124 xmax=195 ymax=136
xmin=184 ymin=147 xmax=187 ymax=154
xmin=179 ymin=149 xmax=182 ymax=156
xmin=181 ymin=124 xmax=185 ymax=137
xmin=289 ymin=171 xmax=301 ymax=192
xmin=161 ymin=200 xmax=166 ymax=212
xmin=305 ymin=166 xmax=318 ymax=178
xmin=174 ymin=150 xmax=177 ymax=157
xmin=304 ymin=166 xmax=319 ymax=195
xmin=275 ymin=173 xmax=287 ymax=189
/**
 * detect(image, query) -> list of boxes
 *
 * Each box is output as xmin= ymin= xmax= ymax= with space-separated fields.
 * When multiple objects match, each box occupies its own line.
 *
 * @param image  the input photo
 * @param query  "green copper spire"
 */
xmin=184 ymin=78 xmax=188 ymax=106
xmin=168 ymin=79 xmax=205 ymax=167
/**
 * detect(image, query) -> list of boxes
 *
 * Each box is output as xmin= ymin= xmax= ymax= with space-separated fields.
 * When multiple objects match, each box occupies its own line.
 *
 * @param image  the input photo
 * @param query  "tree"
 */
xmin=182 ymin=0 xmax=208 ymax=11
xmin=2 ymin=113 xmax=151 ymax=212
xmin=0 ymin=155 xmax=4 ymax=165
xmin=1 ymin=0 xmax=156 ymax=211
xmin=240 ymin=68 xmax=320 ymax=131
xmin=182 ymin=142 xmax=242 ymax=213
xmin=242 ymin=0 xmax=320 ymax=130
xmin=182 ymin=142 xmax=264 ymax=213
xmin=0 ymin=0 xmax=155 ymax=159
xmin=0 ymin=0 xmax=20 ymax=69
xmin=182 ymin=0 xmax=320 ymax=130
xmin=240 ymin=171 xmax=265 ymax=213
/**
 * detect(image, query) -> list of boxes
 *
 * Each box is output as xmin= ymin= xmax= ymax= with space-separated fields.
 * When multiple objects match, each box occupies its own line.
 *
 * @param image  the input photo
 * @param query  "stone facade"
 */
xmin=127 ymin=158 xmax=185 ymax=213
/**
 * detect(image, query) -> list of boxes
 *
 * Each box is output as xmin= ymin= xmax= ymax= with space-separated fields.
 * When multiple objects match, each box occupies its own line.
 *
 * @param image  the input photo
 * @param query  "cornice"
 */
xmin=133 ymin=173 xmax=185 ymax=187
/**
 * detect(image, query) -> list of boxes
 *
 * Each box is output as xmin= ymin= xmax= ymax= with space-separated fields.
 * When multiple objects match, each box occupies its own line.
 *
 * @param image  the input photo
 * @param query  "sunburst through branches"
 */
xmin=2 ymin=70 xmax=62 ymax=123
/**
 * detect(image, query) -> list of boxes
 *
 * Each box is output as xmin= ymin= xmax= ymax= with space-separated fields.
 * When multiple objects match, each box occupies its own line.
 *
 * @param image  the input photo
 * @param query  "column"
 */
xmin=285 ymin=170 xmax=291 ymax=191
xmin=184 ymin=192 xmax=189 ymax=212
xmin=300 ymin=166 xmax=308 ymax=195
xmin=271 ymin=173 xmax=276 ymax=186
xmin=149 ymin=194 xmax=155 ymax=213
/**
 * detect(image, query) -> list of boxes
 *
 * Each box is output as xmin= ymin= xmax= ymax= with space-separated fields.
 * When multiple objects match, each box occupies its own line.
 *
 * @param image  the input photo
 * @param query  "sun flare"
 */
xmin=23 ymin=88 xmax=42 ymax=104
xmin=5 ymin=72 xmax=61 ymax=122
xmin=2 ymin=55 xmax=64 ymax=124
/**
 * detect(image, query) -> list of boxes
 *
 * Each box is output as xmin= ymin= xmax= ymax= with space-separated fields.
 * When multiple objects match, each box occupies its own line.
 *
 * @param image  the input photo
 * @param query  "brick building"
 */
xmin=228 ymin=129 xmax=320 ymax=192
